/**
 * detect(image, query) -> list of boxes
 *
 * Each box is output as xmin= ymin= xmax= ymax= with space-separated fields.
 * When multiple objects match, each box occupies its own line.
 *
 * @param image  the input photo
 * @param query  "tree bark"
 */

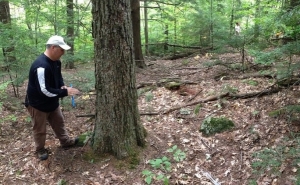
xmin=0 ymin=0 xmax=15 ymax=63
xmin=290 ymin=0 xmax=300 ymax=8
xmin=254 ymin=0 xmax=261 ymax=38
xmin=143 ymin=0 xmax=149 ymax=56
xmin=91 ymin=0 xmax=145 ymax=159
xmin=65 ymin=0 xmax=75 ymax=69
xmin=131 ymin=0 xmax=146 ymax=68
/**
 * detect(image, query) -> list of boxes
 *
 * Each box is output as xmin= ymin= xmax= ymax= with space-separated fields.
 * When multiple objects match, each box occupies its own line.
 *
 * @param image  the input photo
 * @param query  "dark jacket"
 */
xmin=25 ymin=53 xmax=68 ymax=112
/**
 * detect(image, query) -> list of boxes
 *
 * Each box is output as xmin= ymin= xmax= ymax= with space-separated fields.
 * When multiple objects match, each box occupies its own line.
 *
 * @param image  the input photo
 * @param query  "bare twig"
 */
xmin=75 ymin=114 xmax=95 ymax=118
xmin=201 ymin=170 xmax=221 ymax=185
xmin=187 ymin=89 xmax=203 ymax=102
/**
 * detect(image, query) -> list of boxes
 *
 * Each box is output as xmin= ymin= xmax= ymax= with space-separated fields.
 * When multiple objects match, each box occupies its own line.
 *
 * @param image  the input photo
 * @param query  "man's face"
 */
xmin=51 ymin=45 xmax=65 ymax=60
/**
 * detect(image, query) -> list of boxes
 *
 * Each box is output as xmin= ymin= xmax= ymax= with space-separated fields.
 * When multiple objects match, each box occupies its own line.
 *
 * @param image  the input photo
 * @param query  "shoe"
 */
xmin=62 ymin=137 xmax=79 ymax=149
xmin=37 ymin=148 xmax=49 ymax=160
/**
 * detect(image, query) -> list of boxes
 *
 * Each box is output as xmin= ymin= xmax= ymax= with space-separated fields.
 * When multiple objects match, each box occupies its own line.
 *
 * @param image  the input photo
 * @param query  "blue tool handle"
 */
xmin=70 ymin=84 xmax=76 ymax=108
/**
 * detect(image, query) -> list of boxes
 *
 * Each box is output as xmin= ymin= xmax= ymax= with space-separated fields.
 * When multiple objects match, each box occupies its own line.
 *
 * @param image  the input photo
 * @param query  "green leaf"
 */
xmin=145 ymin=176 xmax=152 ymax=185
xmin=161 ymin=156 xmax=169 ymax=161
xmin=142 ymin=170 xmax=152 ymax=176
xmin=157 ymin=174 xmax=165 ymax=180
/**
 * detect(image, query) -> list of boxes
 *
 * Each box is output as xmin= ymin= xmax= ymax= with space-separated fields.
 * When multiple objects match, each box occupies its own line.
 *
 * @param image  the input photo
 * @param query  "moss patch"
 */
xmin=77 ymin=132 xmax=92 ymax=146
xmin=199 ymin=116 xmax=235 ymax=136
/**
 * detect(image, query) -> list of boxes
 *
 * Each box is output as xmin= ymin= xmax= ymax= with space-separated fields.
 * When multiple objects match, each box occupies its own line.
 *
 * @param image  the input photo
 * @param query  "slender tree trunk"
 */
xmin=254 ymin=0 xmax=261 ymax=38
xmin=91 ymin=0 xmax=145 ymax=159
xmin=143 ymin=0 xmax=149 ymax=56
xmin=131 ymin=0 xmax=146 ymax=68
xmin=210 ymin=0 xmax=214 ymax=49
xmin=230 ymin=0 xmax=234 ymax=37
xmin=0 ymin=0 xmax=15 ymax=63
xmin=0 ymin=0 xmax=18 ymax=97
xmin=290 ymin=0 xmax=300 ymax=8
xmin=173 ymin=5 xmax=177 ymax=54
xmin=54 ymin=0 xmax=58 ymax=34
xmin=164 ymin=24 xmax=168 ymax=52
xmin=65 ymin=0 xmax=75 ymax=69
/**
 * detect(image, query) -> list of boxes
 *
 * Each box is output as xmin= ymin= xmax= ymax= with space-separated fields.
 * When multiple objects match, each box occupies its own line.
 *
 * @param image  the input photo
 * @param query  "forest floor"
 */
xmin=0 ymin=50 xmax=300 ymax=185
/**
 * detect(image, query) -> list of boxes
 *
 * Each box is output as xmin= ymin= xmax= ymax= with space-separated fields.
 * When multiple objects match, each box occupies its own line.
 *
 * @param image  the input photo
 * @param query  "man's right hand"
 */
xmin=66 ymin=87 xmax=81 ymax=96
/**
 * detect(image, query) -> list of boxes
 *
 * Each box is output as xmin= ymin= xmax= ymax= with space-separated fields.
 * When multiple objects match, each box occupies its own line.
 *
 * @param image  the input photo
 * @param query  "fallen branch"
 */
xmin=140 ymin=112 xmax=160 ymax=115
xmin=137 ymin=80 xmax=199 ymax=89
xmin=163 ymin=92 xmax=229 ymax=114
xmin=187 ymin=89 xmax=203 ymax=102
xmin=228 ymin=87 xmax=280 ymax=99
xmin=76 ymin=114 xmax=95 ymax=118
xmin=236 ymin=72 xmax=274 ymax=79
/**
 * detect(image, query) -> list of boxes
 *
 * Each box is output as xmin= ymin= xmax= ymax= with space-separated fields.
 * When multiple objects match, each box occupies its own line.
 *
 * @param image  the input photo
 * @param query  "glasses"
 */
xmin=54 ymin=45 xmax=64 ymax=52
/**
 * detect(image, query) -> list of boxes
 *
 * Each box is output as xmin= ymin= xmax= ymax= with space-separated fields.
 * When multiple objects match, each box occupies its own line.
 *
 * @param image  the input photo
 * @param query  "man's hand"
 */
xmin=66 ymin=87 xmax=81 ymax=96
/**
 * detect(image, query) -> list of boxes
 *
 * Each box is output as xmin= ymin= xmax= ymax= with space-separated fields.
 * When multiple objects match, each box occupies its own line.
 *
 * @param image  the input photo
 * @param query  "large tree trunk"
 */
xmin=91 ymin=0 xmax=145 ymax=159
xmin=131 ymin=0 xmax=146 ymax=68
xmin=65 ymin=0 xmax=75 ymax=69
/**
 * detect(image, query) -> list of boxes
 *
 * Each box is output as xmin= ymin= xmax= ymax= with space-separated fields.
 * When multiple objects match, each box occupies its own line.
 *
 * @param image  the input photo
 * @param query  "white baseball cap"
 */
xmin=46 ymin=35 xmax=71 ymax=50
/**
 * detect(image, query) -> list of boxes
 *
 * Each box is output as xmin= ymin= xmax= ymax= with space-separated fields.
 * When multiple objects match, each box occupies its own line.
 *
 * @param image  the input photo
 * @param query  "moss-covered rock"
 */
xmin=165 ymin=82 xmax=181 ymax=90
xmin=199 ymin=116 xmax=235 ymax=137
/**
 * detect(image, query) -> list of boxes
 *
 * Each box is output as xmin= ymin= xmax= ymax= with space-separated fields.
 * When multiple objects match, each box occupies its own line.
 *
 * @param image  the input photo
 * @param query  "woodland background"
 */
xmin=0 ymin=0 xmax=300 ymax=92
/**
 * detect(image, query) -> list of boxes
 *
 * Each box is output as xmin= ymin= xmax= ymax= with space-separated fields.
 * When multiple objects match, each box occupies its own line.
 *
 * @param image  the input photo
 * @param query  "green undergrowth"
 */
xmin=142 ymin=145 xmax=186 ymax=185
xmin=249 ymin=134 xmax=300 ymax=184
xmin=269 ymin=104 xmax=300 ymax=122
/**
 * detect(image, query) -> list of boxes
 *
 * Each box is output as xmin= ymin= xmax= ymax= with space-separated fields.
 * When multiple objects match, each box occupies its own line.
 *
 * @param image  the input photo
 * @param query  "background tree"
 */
xmin=65 ymin=0 xmax=75 ymax=69
xmin=0 ymin=0 xmax=15 ymax=63
xmin=131 ymin=0 xmax=146 ymax=68
xmin=91 ymin=0 xmax=145 ymax=159
xmin=143 ymin=0 xmax=149 ymax=56
xmin=0 ymin=0 xmax=19 ymax=97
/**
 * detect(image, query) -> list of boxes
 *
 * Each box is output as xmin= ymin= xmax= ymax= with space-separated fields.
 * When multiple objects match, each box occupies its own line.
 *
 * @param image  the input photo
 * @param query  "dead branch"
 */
xmin=76 ymin=114 xmax=95 ymax=118
xmin=137 ymin=80 xmax=199 ymax=89
xmin=136 ymin=82 xmax=157 ymax=89
xmin=187 ymin=89 xmax=203 ymax=102
xmin=228 ymin=87 xmax=280 ymax=99
xmin=140 ymin=112 xmax=160 ymax=115
xmin=163 ymin=92 xmax=230 ymax=114
xmin=236 ymin=72 xmax=274 ymax=79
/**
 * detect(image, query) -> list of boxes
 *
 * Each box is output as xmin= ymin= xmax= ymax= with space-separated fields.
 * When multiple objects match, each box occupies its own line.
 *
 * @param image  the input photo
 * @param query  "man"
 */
xmin=235 ymin=22 xmax=241 ymax=35
xmin=25 ymin=35 xmax=81 ymax=160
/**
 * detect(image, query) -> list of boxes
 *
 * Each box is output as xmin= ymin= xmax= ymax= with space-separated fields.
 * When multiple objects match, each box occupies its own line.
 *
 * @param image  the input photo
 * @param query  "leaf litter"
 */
xmin=0 ymin=52 xmax=299 ymax=184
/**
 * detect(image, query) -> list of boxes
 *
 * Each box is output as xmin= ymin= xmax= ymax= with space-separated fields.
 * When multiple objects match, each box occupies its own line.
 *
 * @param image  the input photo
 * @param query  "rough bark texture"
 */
xmin=0 ymin=1 xmax=10 ymax=23
xmin=91 ymin=0 xmax=145 ymax=159
xmin=131 ymin=0 xmax=146 ymax=68
xmin=65 ymin=0 xmax=75 ymax=69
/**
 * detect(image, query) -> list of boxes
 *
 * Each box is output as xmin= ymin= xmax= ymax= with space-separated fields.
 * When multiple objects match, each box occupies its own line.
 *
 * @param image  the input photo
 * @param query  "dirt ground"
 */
xmin=0 ymin=51 xmax=299 ymax=185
